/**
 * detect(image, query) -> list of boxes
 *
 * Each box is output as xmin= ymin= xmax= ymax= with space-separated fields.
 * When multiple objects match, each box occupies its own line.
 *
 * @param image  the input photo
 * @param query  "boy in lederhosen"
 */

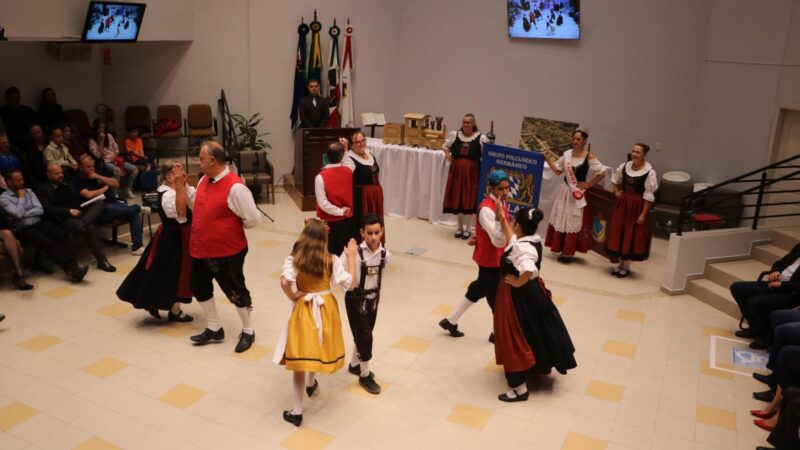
xmin=342 ymin=214 xmax=390 ymax=394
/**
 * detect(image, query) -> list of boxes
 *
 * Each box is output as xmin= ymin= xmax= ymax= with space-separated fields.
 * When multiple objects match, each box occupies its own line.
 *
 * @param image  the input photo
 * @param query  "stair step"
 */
xmin=771 ymin=229 xmax=800 ymax=252
xmin=752 ymin=244 xmax=784 ymax=266
xmin=687 ymin=278 xmax=740 ymax=318
xmin=706 ymin=259 xmax=771 ymax=289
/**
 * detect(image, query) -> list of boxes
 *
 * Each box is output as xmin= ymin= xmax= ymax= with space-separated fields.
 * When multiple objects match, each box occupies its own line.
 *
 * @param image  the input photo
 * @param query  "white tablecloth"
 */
xmin=367 ymin=137 xmax=613 ymax=227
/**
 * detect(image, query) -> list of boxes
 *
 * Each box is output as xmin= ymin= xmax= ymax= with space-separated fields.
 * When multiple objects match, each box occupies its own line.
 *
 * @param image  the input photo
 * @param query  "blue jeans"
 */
xmin=101 ymin=201 xmax=142 ymax=248
xmin=102 ymin=161 xmax=138 ymax=189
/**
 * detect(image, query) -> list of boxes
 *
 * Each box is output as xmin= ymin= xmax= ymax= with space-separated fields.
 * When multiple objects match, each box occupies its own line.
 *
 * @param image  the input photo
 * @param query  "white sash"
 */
xmin=563 ymin=150 xmax=587 ymax=210
xmin=272 ymin=290 xmax=332 ymax=365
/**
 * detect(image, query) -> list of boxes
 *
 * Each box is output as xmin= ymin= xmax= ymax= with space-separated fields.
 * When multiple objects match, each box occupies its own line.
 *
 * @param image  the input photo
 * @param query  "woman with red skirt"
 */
xmin=342 ymin=131 xmax=385 ymax=243
xmin=442 ymin=114 xmax=490 ymax=239
xmin=605 ymin=143 xmax=658 ymax=277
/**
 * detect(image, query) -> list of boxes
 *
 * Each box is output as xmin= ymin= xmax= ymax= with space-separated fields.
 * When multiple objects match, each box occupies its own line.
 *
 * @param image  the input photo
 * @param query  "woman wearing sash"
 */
xmin=442 ymin=114 xmax=491 ymax=239
xmin=341 ymin=131 xmax=385 ymax=243
xmin=544 ymin=129 xmax=605 ymax=262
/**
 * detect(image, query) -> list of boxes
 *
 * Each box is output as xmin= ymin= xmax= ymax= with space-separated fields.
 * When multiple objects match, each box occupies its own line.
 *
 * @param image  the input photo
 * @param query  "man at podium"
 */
xmin=298 ymin=79 xmax=329 ymax=129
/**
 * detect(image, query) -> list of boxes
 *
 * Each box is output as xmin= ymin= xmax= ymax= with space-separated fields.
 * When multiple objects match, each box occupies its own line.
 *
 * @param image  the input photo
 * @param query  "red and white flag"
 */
xmin=326 ymin=20 xmax=341 ymax=128
xmin=339 ymin=21 xmax=355 ymax=128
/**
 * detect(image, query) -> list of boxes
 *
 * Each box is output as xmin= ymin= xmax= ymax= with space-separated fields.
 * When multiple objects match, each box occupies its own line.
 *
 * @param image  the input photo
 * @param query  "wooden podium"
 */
xmin=286 ymin=127 xmax=359 ymax=211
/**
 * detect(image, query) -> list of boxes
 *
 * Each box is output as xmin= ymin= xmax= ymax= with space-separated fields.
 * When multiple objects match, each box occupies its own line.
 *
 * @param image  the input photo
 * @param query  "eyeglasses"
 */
xmin=353 ymin=140 xmax=366 ymax=144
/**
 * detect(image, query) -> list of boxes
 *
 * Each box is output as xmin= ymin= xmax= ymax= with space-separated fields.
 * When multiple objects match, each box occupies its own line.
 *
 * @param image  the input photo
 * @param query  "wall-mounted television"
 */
xmin=81 ymin=1 xmax=147 ymax=42
xmin=507 ymin=0 xmax=580 ymax=40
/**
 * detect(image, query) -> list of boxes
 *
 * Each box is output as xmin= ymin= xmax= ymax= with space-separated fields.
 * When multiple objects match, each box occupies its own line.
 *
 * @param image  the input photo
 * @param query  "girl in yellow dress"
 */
xmin=274 ymin=218 xmax=357 ymax=427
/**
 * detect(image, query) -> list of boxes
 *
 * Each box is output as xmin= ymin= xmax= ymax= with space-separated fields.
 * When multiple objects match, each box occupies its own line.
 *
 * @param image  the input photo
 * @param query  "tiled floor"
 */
xmin=0 ymin=192 xmax=773 ymax=449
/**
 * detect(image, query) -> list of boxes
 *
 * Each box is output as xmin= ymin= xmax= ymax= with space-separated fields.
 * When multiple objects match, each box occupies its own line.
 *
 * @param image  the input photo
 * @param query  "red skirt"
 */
xmin=357 ymin=184 xmax=386 ymax=244
xmin=494 ymin=280 xmax=536 ymax=373
xmin=544 ymin=206 xmax=592 ymax=256
xmin=443 ymin=158 xmax=479 ymax=215
xmin=605 ymin=192 xmax=652 ymax=261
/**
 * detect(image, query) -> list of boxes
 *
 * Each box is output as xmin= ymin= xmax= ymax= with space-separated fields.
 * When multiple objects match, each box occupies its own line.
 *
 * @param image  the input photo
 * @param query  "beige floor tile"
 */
xmin=42 ymin=286 xmax=79 ymax=300
xmin=695 ymin=404 xmax=737 ymax=431
xmin=392 ymin=336 xmax=432 ymax=354
xmin=702 ymin=326 xmax=733 ymax=338
xmin=82 ymin=357 xmax=129 ymax=379
xmin=699 ymin=360 xmax=735 ymax=381
xmin=17 ymin=334 xmax=63 ymax=352
xmin=585 ymin=380 xmax=625 ymax=403
xmin=602 ymin=340 xmax=636 ymax=358
xmin=616 ymin=405 xmax=657 ymax=431
xmin=446 ymin=403 xmax=493 ymax=430
xmin=158 ymin=383 xmax=207 ymax=410
xmin=96 ymin=303 xmax=134 ymax=318
xmin=156 ymin=322 xmax=202 ymax=338
xmin=280 ymin=427 xmax=335 ymax=450
xmin=482 ymin=412 xmax=529 ymax=440
xmin=570 ymin=414 xmax=615 ymax=440
xmin=616 ymin=309 xmax=646 ymax=324
xmin=431 ymin=304 xmax=454 ymax=316
xmin=694 ymin=423 xmax=737 ymax=448
xmin=257 ymin=239 xmax=282 ymax=249
xmin=0 ymin=401 xmax=39 ymax=432
xmin=609 ymin=422 xmax=653 ymax=448
xmin=561 ymin=432 xmax=608 ymax=450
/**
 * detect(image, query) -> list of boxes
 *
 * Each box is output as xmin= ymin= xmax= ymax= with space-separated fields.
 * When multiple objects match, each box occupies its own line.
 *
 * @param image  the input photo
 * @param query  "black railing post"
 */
xmin=677 ymin=197 xmax=685 ymax=236
xmin=752 ymin=170 xmax=768 ymax=230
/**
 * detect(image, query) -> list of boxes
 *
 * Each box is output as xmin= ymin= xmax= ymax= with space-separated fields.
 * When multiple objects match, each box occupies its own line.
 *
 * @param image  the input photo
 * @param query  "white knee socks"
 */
xmin=236 ymin=306 xmax=254 ymax=335
xmin=292 ymin=371 xmax=304 ymax=414
xmin=360 ymin=360 xmax=370 ymax=377
xmin=199 ymin=297 xmax=221 ymax=331
xmin=447 ymin=297 xmax=474 ymax=325
xmin=350 ymin=350 xmax=360 ymax=367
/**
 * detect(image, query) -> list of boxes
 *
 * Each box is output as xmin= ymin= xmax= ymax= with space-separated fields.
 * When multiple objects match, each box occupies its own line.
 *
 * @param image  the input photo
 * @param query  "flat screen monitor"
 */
xmin=507 ymin=0 xmax=580 ymax=40
xmin=82 ymin=1 xmax=147 ymax=42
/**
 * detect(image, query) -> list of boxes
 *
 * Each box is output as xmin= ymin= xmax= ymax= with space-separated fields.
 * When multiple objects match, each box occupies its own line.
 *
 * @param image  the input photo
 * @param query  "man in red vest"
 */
xmin=315 ymin=141 xmax=354 ymax=254
xmin=189 ymin=141 xmax=262 ymax=353
xmin=439 ymin=170 xmax=510 ymax=341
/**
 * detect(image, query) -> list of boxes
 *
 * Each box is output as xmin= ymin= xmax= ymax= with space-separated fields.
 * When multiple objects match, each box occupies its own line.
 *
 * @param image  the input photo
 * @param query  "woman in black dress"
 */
xmin=341 ymin=131 xmax=385 ymax=243
xmin=493 ymin=205 xmax=577 ymax=402
xmin=116 ymin=162 xmax=193 ymax=321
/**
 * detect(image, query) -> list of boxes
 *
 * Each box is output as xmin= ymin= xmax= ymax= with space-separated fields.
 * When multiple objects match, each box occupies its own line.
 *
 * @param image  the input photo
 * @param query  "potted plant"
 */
xmin=232 ymin=113 xmax=271 ymax=151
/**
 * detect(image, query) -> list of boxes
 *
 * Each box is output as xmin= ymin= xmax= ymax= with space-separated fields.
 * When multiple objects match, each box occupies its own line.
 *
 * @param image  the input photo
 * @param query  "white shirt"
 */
xmin=504 ymin=234 xmax=541 ymax=277
xmin=281 ymin=254 xmax=353 ymax=291
xmin=611 ymin=161 xmax=659 ymax=202
xmin=553 ymin=150 xmax=604 ymax=175
xmin=342 ymin=150 xmax=375 ymax=171
xmin=442 ymin=130 xmax=491 ymax=151
xmin=157 ymin=184 xmax=196 ymax=224
xmin=478 ymin=193 xmax=507 ymax=248
xmin=314 ymin=163 xmax=354 ymax=216
xmin=781 ymin=256 xmax=800 ymax=282
xmin=340 ymin=242 xmax=391 ymax=295
xmin=203 ymin=167 xmax=262 ymax=228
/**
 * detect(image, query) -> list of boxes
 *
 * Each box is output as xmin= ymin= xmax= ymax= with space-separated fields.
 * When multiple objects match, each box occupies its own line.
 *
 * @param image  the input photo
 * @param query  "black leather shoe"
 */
xmin=749 ymin=338 xmax=768 ymax=350
xmin=488 ymin=332 xmax=495 ymax=343
xmin=348 ymin=364 xmax=361 ymax=376
xmin=755 ymin=447 xmax=776 ymax=450
xmin=97 ymin=260 xmax=116 ymax=272
xmin=234 ymin=331 xmax=255 ymax=353
xmin=283 ymin=410 xmax=302 ymax=427
xmin=439 ymin=318 xmax=464 ymax=337
xmin=148 ymin=309 xmax=161 ymax=320
xmin=753 ymin=389 xmax=775 ymax=403
xmin=734 ymin=329 xmax=755 ymax=339
xmin=461 ymin=230 xmax=471 ymax=240
xmin=190 ymin=328 xmax=224 ymax=345
xmin=753 ymin=372 xmax=775 ymax=386
xmin=454 ymin=229 xmax=464 ymax=238
xmin=306 ymin=379 xmax=319 ymax=397
xmin=12 ymin=274 xmax=33 ymax=291
xmin=359 ymin=374 xmax=381 ymax=394
xmin=168 ymin=311 xmax=194 ymax=322
xmin=0 ymin=313 xmax=5 ymax=322
xmin=67 ymin=265 xmax=88 ymax=283
xmin=498 ymin=391 xmax=529 ymax=402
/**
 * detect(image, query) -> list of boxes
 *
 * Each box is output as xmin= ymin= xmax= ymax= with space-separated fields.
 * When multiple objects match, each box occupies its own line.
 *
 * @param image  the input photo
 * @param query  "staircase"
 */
xmin=687 ymin=228 xmax=800 ymax=318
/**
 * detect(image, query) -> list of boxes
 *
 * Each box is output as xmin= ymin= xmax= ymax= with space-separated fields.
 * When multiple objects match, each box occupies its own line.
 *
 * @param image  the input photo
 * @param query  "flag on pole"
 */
xmin=290 ymin=20 xmax=309 ymax=129
xmin=308 ymin=12 xmax=323 ymax=86
xmin=339 ymin=20 xmax=355 ymax=128
xmin=325 ymin=20 xmax=341 ymax=128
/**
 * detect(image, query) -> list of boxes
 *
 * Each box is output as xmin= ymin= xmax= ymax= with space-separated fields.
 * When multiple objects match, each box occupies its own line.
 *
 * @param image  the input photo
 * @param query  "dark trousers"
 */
xmin=767 ymin=387 xmax=800 ymax=450
xmin=17 ymin=221 xmax=77 ymax=271
xmin=100 ymin=201 xmax=143 ymax=248
xmin=327 ymin=218 xmax=354 ymax=256
xmin=730 ymin=281 xmax=795 ymax=338
xmin=768 ymin=320 xmax=800 ymax=374
xmin=465 ymin=266 xmax=501 ymax=311
xmin=777 ymin=346 xmax=800 ymax=390
xmin=190 ymin=247 xmax=251 ymax=307
xmin=505 ymin=369 xmax=529 ymax=389
xmin=345 ymin=292 xmax=379 ymax=362
xmin=62 ymin=201 xmax=106 ymax=260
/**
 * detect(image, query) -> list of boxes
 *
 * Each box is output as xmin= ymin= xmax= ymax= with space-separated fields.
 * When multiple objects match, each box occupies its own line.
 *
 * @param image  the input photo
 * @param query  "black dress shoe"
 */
xmin=756 ymin=447 xmax=776 ymax=450
xmin=67 ymin=265 xmax=88 ymax=283
xmin=12 ymin=274 xmax=33 ymax=291
xmin=753 ymin=389 xmax=776 ymax=403
xmin=734 ymin=329 xmax=755 ymax=339
xmin=348 ymin=364 xmax=361 ymax=376
xmin=359 ymin=374 xmax=381 ymax=394
xmin=454 ymin=229 xmax=464 ymax=238
xmin=234 ymin=331 xmax=255 ymax=353
xmin=97 ymin=260 xmax=117 ymax=272
xmin=148 ymin=309 xmax=161 ymax=320
xmin=461 ymin=230 xmax=471 ymax=240
xmin=306 ymin=379 xmax=319 ymax=397
xmin=0 ymin=313 xmax=5 ymax=322
xmin=283 ymin=410 xmax=302 ymax=427
xmin=190 ymin=328 xmax=225 ymax=345
xmin=498 ymin=391 xmax=529 ymax=402
xmin=439 ymin=318 xmax=464 ymax=337
xmin=753 ymin=371 xmax=775 ymax=386
xmin=488 ymin=332 xmax=495 ymax=343
xmin=168 ymin=311 xmax=194 ymax=322
xmin=749 ymin=338 xmax=768 ymax=350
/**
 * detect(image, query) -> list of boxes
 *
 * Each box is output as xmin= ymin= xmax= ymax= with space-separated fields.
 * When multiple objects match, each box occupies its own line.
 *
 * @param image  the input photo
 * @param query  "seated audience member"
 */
xmin=19 ymin=124 xmax=49 ymax=188
xmin=0 ymin=132 xmax=23 ymax=175
xmin=0 ymin=170 xmax=87 ymax=282
xmin=72 ymin=155 xmax=144 ymax=255
xmin=731 ymin=242 xmax=800 ymax=348
xmin=763 ymin=387 xmax=800 ymax=450
xmin=89 ymin=119 xmax=137 ymax=199
xmin=37 ymin=88 xmax=67 ymax=132
xmin=0 ymin=208 xmax=33 ymax=290
xmin=0 ymin=87 xmax=37 ymax=147
xmin=123 ymin=125 xmax=154 ymax=172
xmin=43 ymin=127 xmax=78 ymax=176
xmin=37 ymin=163 xmax=115 ymax=272
xmin=63 ymin=124 xmax=87 ymax=162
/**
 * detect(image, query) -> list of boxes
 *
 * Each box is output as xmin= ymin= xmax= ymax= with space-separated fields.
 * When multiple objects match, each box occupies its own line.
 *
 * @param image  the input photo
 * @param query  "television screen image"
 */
xmin=507 ymin=0 xmax=580 ymax=40
xmin=82 ymin=1 xmax=146 ymax=42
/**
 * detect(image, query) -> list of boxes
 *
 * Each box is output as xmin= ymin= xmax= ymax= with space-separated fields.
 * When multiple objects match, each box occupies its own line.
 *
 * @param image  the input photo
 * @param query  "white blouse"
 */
xmin=611 ymin=161 xmax=659 ymax=202
xmin=342 ymin=150 xmax=375 ymax=170
xmin=504 ymin=234 xmax=541 ymax=277
xmin=157 ymin=184 xmax=196 ymax=224
xmin=442 ymin=130 xmax=491 ymax=151
xmin=281 ymin=255 xmax=353 ymax=291
xmin=553 ymin=149 xmax=603 ymax=174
